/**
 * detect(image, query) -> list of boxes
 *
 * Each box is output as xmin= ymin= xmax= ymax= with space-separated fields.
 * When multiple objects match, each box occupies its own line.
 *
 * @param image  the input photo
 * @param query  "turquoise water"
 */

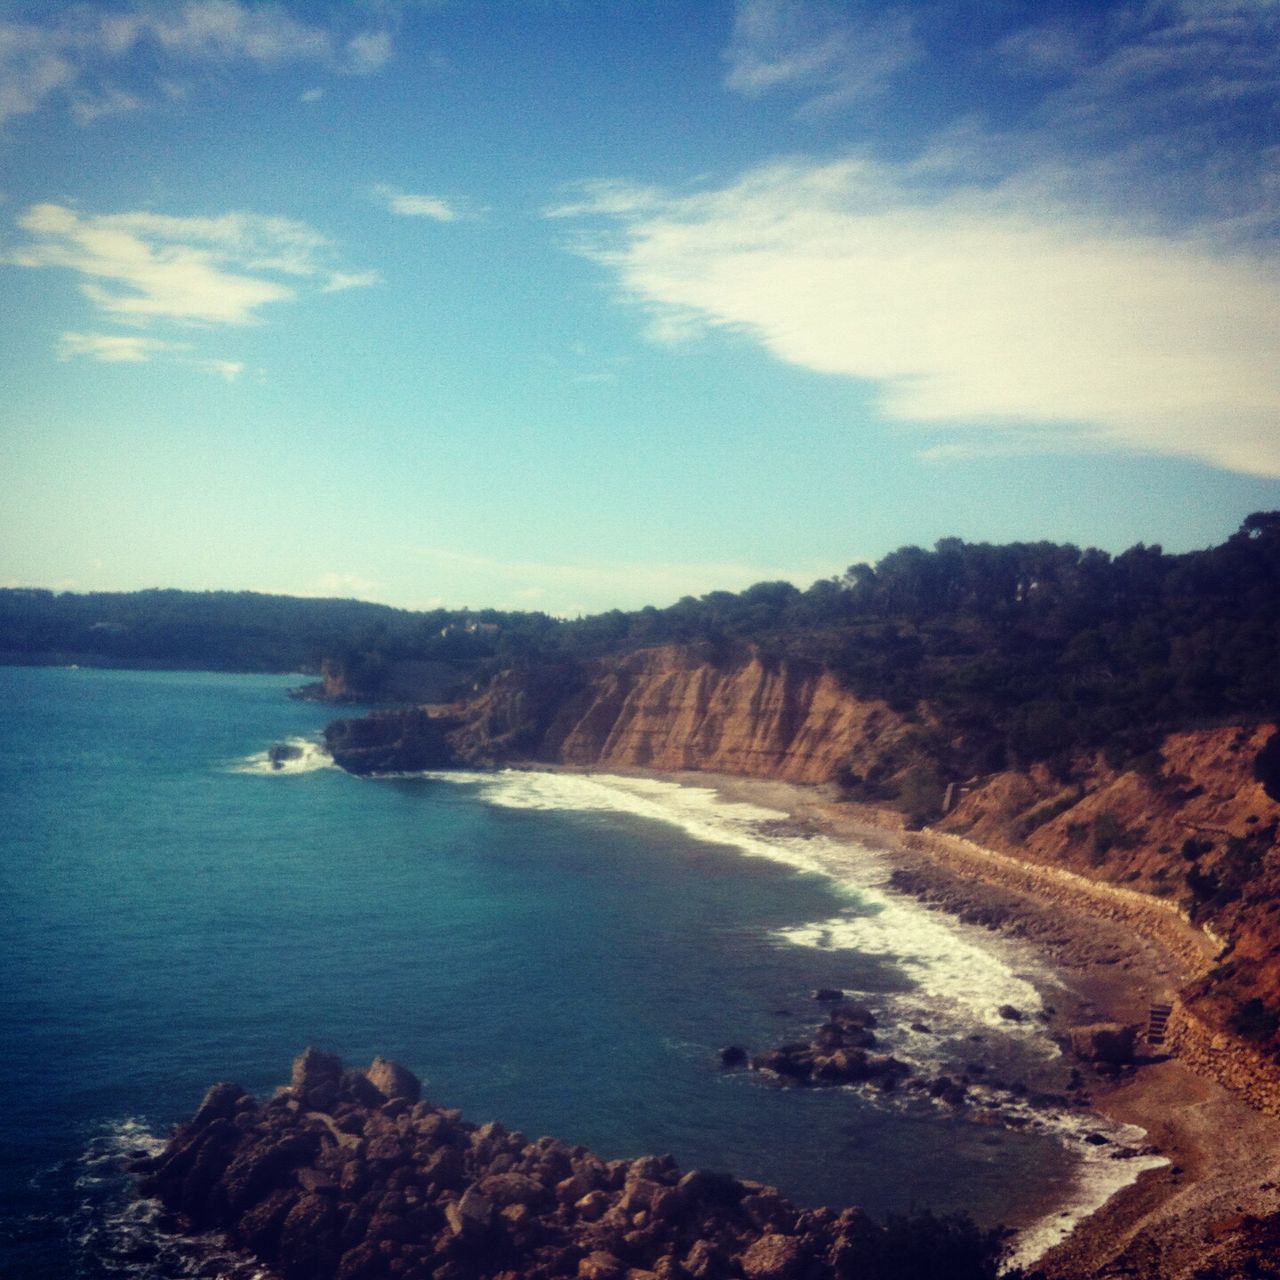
xmin=0 ymin=666 xmax=1092 ymax=1277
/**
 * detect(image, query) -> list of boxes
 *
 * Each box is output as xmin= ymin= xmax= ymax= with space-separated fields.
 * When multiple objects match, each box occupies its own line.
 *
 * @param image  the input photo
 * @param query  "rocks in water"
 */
xmin=718 ymin=1045 xmax=748 ymax=1069
xmin=133 ymin=1050 xmax=1009 ymax=1280
xmin=1068 ymin=1022 xmax=1139 ymax=1065
xmin=323 ymin=710 xmax=461 ymax=775
xmin=811 ymin=988 xmax=844 ymax=1002
xmin=997 ymin=1005 xmax=1024 ymax=1023
xmin=268 ymin=741 xmax=303 ymax=769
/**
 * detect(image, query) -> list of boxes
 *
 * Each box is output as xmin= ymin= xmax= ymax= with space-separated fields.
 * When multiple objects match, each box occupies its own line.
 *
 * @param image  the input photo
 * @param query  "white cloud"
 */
xmin=11 ymin=201 xmax=371 ymax=371
xmin=57 ymin=330 xmax=243 ymax=380
xmin=344 ymin=30 xmax=393 ymax=74
xmin=0 ymin=2 xmax=393 ymax=127
xmin=370 ymin=183 xmax=464 ymax=221
xmin=323 ymin=269 xmax=382 ymax=292
xmin=560 ymin=157 xmax=1280 ymax=477
xmin=724 ymin=0 xmax=919 ymax=113
xmin=10 ymin=203 xmax=303 ymax=326
xmin=57 ymin=331 xmax=180 ymax=363
xmin=7 ymin=202 xmax=377 ymax=326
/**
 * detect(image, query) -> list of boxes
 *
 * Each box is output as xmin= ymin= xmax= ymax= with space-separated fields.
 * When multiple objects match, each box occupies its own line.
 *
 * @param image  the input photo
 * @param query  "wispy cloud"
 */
xmin=370 ymin=183 xmax=466 ymax=222
xmin=724 ymin=0 xmax=919 ymax=113
xmin=57 ymin=330 xmax=244 ymax=380
xmin=559 ymin=157 xmax=1280 ymax=477
xmin=57 ymin=330 xmax=180 ymax=364
xmin=0 ymin=1 xmax=393 ymax=127
xmin=9 ymin=201 xmax=372 ymax=368
xmin=10 ymin=204 xmax=311 ymax=325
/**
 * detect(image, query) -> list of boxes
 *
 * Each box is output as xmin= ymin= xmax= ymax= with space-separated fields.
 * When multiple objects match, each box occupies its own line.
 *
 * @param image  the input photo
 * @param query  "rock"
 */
xmin=292 ymin=1048 xmax=343 ymax=1096
xmin=365 ymin=1057 xmax=421 ymax=1103
xmin=276 ymin=1193 xmax=342 ymax=1279
xmin=1069 ymin=1023 xmax=1139 ymax=1065
xmin=718 ymin=1045 xmax=747 ymax=1068
xmin=683 ymin=1239 xmax=730 ymax=1279
xmin=827 ymin=1003 xmax=877 ymax=1029
xmin=135 ymin=1049 xmax=1026 ymax=1280
xmin=738 ymin=1233 xmax=804 ymax=1280
xmin=191 ymin=1082 xmax=248 ymax=1128
xmin=269 ymin=742 xmax=303 ymax=769
xmin=812 ymin=988 xmax=844 ymax=1002
xmin=578 ymin=1250 xmax=626 ymax=1280
xmin=477 ymin=1172 xmax=553 ymax=1211
xmin=445 ymin=1185 xmax=493 ymax=1236
xmin=998 ymin=1004 xmax=1025 ymax=1022
xmin=575 ymin=1190 xmax=611 ymax=1222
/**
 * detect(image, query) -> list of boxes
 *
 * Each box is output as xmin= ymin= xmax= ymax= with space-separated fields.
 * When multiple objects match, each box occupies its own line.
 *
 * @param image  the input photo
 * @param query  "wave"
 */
xmin=226 ymin=736 xmax=334 ymax=776
xmin=62 ymin=1119 xmax=271 ymax=1279
xmin=425 ymin=769 xmax=1052 ymax=1044
xmin=421 ymin=769 xmax=1166 ymax=1265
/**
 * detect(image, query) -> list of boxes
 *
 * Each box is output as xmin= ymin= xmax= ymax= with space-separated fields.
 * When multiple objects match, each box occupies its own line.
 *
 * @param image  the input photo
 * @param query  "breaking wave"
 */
xmin=227 ymin=736 xmax=333 ymax=776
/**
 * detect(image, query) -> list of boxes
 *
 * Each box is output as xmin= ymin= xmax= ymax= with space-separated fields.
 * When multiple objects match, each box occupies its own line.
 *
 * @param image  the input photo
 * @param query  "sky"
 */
xmin=3 ymin=0 xmax=1279 ymax=616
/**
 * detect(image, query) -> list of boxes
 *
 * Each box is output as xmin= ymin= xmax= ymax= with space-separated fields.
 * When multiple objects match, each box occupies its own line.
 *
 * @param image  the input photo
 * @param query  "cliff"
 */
xmin=442 ymin=647 xmax=916 ymax=784
xmin=322 ymin=645 xmax=1280 ymax=1076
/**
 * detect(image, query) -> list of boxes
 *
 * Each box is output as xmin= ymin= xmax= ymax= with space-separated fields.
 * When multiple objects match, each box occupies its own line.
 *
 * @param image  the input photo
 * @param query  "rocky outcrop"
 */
xmin=324 ymin=647 xmax=914 ymax=787
xmin=131 ymin=1050 xmax=1012 ymax=1280
xmin=324 ymin=709 xmax=462 ymax=776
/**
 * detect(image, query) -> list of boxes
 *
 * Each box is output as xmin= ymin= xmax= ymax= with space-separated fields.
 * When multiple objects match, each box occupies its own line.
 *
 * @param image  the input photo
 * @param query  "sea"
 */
xmin=0 ymin=665 xmax=1164 ymax=1278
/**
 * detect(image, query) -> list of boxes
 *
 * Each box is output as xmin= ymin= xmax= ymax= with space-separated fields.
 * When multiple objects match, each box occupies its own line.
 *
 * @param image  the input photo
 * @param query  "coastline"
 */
xmin=557 ymin=766 xmax=1280 ymax=1279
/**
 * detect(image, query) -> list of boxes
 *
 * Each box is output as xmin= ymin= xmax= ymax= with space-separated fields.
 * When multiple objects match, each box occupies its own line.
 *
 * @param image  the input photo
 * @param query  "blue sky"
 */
xmin=3 ymin=0 xmax=1279 ymax=615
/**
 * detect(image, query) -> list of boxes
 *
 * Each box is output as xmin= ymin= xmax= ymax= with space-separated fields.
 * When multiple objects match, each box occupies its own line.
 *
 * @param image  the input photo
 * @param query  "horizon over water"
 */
xmin=0 ymin=666 xmax=1160 ymax=1277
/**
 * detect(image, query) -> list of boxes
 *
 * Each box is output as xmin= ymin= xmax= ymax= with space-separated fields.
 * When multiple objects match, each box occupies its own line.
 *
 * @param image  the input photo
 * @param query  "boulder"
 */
xmin=444 ymin=1185 xmax=493 ymax=1236
xmin=191 ymin=1081 xmax=248 ymax=1128
xmin=292 ymin=1047 xmax=343 ymax=1093
xmin=738 ymin=1233 xmax=804 ymax=1280
xmin=718 ymin=1045 xmax=748 ymax=1069
xmin=1069 ymin=1023 xmax=1139 ymax=1065
xmin=365 ymin=1057 xmax=422 ymax=1103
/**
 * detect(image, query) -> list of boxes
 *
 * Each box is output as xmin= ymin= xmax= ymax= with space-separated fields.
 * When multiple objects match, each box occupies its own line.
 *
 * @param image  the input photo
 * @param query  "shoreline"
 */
xmin=549 ymin=765 xmax=1280 ymax=1279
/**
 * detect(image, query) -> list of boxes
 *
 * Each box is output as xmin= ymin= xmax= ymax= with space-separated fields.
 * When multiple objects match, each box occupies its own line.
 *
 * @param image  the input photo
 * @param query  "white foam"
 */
xmin=72 ymin=1119 xmax=272 ymax=1278
xmin=227 ymin=736 xmax=334 ymax=775
xmin=429 ymin=770 xmax=1052 ymax=1042
xmin=1006 ymin=1117 xmax=1167 ymax=1268
xmin=414 ymin=769 xmax=1164 ymax=1256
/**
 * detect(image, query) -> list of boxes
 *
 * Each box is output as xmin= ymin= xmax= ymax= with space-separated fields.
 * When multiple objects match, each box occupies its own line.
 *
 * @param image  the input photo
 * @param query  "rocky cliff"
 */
xmin=444 ymin=647 xmax=916 ymax=784
xmin=322 ymin=645 xmax=1280 ymax=1071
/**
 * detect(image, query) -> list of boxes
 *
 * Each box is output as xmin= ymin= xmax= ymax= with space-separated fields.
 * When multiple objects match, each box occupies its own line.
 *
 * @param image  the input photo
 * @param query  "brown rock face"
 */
xmin=132 ymin=1051 xmax=1014 ymax=1280
xmin=350 ymin=646 xmax=912 ymax=786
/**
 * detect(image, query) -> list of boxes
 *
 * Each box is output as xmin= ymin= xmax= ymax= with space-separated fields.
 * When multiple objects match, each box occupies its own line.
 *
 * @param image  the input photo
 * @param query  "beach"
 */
xmin=624 ymin=769 xmax=1280 ymax=1279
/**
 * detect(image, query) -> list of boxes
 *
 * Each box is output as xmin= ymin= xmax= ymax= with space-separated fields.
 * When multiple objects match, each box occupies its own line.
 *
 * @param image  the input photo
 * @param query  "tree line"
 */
xmin=3 ymin=514 xmax=1278 ymax=772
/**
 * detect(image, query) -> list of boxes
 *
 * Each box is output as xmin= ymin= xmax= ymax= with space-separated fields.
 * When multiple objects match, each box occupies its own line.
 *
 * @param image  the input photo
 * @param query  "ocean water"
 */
xmin=0 ymin=666 xmax=1157 ymax=1277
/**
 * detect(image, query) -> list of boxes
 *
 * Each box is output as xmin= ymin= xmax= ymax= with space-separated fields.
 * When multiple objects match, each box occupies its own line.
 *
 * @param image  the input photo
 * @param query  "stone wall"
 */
xmin=1166 ymin=1000 xmax=1280 ymax=1117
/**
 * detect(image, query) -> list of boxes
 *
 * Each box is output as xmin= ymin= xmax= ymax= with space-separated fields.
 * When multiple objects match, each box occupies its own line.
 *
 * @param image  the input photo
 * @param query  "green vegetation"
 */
xmin=4 ymin=514 xmax=1279 ymax=772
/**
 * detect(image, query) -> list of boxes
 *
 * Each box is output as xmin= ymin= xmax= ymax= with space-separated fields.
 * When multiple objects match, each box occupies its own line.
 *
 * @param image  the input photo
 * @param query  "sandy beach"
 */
xmin=637 ymin=769 xmax=1280 ymax=1280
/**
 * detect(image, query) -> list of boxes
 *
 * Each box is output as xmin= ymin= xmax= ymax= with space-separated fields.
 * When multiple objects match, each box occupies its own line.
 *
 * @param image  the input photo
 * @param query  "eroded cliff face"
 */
xmin=446 ymin=646 xmax=914 ymax=784
xmin=938 ymin=725 xmax=1280 ymax=1053
xmin=322 ymin=645 xmax=1280 ymax=1068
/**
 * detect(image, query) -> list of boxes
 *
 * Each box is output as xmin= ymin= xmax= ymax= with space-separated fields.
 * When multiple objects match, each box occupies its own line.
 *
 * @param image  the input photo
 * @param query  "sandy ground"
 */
xmin=634 ymin=770 xmax=1280 ymax=1279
